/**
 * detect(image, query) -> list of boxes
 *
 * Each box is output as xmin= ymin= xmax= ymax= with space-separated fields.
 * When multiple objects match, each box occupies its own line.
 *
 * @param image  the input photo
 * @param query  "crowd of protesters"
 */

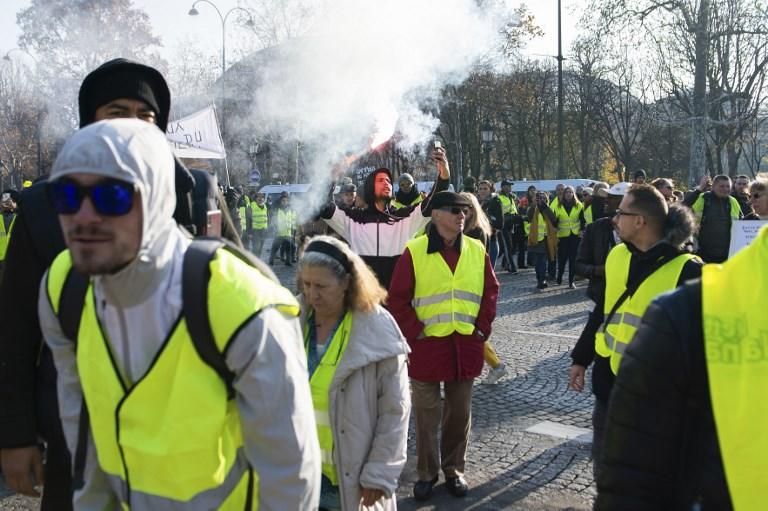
xmin=0 ymin=55 xmax=766 ymax=511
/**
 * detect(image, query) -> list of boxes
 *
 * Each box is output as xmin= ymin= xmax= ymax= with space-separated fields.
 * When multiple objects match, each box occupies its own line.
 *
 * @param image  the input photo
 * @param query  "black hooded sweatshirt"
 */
xmin=320 ymin=168 xmax=449 ymax=288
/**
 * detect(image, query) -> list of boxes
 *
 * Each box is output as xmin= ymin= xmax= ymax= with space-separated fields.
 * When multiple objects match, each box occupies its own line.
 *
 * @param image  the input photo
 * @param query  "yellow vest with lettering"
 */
xmin=46 ymin=249 xmax=300 ymax=510
xmin=407 ymin=234 xmax=485 ymax=337
xmin=555 ymin=202 xmax=583 ymax=238
xmin=0 ymin=214 xmax=15 ymax=261
xmin=305 ymin=312 xmax=352 ymax=486
xmin=250 ymin=204 xmax=268 ymax=231
xmin=595 ymin=243 xmax=697 ymax=374
xmin=704 ymin=224 xmax=768 ymax=511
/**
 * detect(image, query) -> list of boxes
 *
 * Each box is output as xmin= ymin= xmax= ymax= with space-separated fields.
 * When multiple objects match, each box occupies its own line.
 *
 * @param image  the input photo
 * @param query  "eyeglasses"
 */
xmin=47 ymin=178 xmax=136 ymax=216
xmin=613 ymin=208 xmax=643 ymax=218
xmin=440 ymin=206 xmax=469 ymax=215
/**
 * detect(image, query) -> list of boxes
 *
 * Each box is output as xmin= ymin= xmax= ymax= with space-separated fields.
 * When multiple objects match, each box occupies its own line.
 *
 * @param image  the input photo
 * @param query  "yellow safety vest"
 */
xmin=523 ymin=212 xmax=547 ymax=243
xmin=391 ymin=194 xmax=423 ymax=209
xmin=305 ymin=311 xmax=352 ymax=486
xmin=407 ymin=234 xmax=485 ymax=337
xmin=595 ymin=243 xmax=697 ymax=374
xmin=46 ymin=248 xmax=300 ymax=510
xmin=691 ymin=193 xmax=741 ymax=225
xmin=704 ymin=224 xmax=768 ymax=511
xmin=0 ymin=214 xmax=16 ymax=261
xmin=584 ymin=205 xmax=593 ymax=225
xmin=498 ymin=195 xmax=518 ymax=216
xmin=554 ymin=202 xmax=583 ymax=238
xmin=276 ymin=209 xmax=295 ymax=237
xmin=251 ymin=204 xmax=268 ymax=231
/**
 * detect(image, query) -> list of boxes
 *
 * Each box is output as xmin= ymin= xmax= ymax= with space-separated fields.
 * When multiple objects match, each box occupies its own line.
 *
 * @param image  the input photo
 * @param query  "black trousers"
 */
xmin=498 ymin=228 xmax=517 ymax=272
xmin=557 ymin=234 xmax=580 ymax=284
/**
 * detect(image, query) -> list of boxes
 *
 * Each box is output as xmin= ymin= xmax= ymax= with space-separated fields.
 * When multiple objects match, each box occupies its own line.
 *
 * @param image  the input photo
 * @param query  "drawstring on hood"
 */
xmin=50 ymin=118 xmax=183 ymax=306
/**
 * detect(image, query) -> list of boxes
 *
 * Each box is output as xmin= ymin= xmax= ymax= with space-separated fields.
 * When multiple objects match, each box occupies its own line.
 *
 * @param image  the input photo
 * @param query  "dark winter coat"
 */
xmin=575 ymin=218 xmax=617 ymax=305
xmin=595 ymin=280 xmax=732 ymax=510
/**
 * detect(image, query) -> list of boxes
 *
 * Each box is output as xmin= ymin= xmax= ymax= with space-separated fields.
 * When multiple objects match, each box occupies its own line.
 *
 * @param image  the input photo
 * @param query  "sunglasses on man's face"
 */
xmin=440 ymin=206 xmax=469 ymax=215
xmin=47 ymin=178 xmax=136 ymax=216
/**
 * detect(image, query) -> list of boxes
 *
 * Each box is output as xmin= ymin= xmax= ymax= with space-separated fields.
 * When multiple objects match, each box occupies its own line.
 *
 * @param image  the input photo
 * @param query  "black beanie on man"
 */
xmin=78 ymin=58 xmax=171 ymax=131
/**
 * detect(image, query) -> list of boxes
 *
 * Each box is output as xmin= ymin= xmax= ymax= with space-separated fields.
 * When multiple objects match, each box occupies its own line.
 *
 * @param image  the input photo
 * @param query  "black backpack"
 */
xmin=58 ymin=238 xmax=280 ymax=489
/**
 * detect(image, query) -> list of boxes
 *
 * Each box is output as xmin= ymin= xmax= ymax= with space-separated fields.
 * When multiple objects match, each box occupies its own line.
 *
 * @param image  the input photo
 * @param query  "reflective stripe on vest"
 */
xmin=704 ymin=224 xmax=768 ymax=511
xmin=251 ymin=205 xmax=268 ymax=230
xmin=305 ymin=311 xmax=352 ymax=486
xmin=595 ymin=243 xmax=697 ymax=374
xmin=0 ymin=214 xmax=16 ymax=261
xmin=555 ymin=203 xmax=583 ymax=238
xmin=407 ymin=235 xmax=485 ymax=337
xmin=276 ymin=209 xmax=295 ymax=237
xmin=46 ymin=249 xmax=300 ymax=510
xmin=498 ymin=195 xmax=518 ymax=216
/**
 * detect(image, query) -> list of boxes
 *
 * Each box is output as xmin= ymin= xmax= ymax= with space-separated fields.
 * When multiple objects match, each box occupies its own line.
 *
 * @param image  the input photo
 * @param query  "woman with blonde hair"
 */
xmin=461 ymin=192 xmax=507 ymax=384
xmin=297 ymin=235 xmax=411 ymax=511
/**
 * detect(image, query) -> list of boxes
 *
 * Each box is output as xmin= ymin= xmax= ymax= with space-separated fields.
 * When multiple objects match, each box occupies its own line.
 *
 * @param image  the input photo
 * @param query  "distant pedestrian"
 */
xmin=527 ymin=191 xmax=558 ymax=290
xmin=551 ymin=186 xmax=585 ymax=289
xmin=269 ymin=192 xmax=297 ymax=266
xmin=684 ymin=174 xmax=743 ymax=263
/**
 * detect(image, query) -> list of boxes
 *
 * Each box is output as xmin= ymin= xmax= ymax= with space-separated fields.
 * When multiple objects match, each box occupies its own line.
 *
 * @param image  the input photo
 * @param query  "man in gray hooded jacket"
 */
xmin=38 ymin=119 xmax=320 ymax=510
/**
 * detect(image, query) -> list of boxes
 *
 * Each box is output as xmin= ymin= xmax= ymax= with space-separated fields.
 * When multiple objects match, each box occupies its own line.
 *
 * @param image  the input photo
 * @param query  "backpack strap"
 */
xmin=182 ymin=238 xmax=236 ymax=399
xmin=58 ymin=268 xmax=90 ymax=343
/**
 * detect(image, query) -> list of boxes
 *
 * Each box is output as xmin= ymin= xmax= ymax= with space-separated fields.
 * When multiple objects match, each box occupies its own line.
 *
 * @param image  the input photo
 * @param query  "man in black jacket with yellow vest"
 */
xmin=596 ymin=225 xmax=768 ymax=511
xmin=0 ymin=58 xmax=240 ymax=509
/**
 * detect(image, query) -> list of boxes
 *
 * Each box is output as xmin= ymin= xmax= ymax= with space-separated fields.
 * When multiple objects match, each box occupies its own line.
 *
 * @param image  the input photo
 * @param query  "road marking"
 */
xmin=526 ymin=420 xmax=593 ymax=444
xmin=507 ymin=330 xmax=579 ymax=340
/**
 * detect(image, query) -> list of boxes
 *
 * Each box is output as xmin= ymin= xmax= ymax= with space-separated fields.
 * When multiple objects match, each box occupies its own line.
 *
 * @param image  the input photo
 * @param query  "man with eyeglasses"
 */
xmin=0 ymin=58 xmax=240 ymax=509
xmin=595 ymin=184 xmax=702 ymax=377
xmin=37 ymin=119 xmax=320 ymax=510
xmin=389 ymin=191 xmax=499 ymax=501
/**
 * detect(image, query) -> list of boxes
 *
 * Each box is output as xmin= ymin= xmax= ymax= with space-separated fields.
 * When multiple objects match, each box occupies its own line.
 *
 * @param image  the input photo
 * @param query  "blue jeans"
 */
xmin=533 ymin=252 xmax=548 ymax=283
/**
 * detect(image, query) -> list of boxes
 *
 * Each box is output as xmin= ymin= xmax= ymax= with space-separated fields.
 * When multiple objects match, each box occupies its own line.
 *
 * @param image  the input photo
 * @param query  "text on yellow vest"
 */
xmin=704 ymin=224 xmax=768 ymax=511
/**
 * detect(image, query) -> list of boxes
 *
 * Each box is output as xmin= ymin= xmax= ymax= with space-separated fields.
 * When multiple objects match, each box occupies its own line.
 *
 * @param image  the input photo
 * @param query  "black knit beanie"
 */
xmin=78 ymin=58 xmax=171 ymax=131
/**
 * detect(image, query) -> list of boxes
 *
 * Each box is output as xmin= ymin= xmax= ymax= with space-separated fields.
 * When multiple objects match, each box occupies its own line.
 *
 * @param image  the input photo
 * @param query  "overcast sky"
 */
xmin=0 ymin=0 xmax=585 ymax=64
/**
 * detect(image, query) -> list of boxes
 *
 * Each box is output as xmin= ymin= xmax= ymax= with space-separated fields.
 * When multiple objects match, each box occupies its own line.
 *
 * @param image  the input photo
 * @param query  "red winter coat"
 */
xmin=388 ymin=232 xmax=499 ymax=382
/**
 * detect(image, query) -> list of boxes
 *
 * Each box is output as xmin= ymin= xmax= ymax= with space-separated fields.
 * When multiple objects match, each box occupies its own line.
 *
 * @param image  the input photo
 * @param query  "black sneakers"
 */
xmin=445 ymin=476 xmax=469 ymax=497
xmin=413 ymin=476 xmax=438 ymax=500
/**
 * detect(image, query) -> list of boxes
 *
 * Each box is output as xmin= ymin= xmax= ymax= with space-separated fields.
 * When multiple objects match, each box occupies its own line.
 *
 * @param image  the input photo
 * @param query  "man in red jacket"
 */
xmin=389 ymin=191 xmax=499 ymax=501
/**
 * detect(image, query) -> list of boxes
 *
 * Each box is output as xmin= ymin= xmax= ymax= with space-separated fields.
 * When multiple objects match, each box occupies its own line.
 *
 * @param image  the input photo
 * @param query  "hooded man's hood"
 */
xmin=51 ymin=118 xmax=183 ymax=306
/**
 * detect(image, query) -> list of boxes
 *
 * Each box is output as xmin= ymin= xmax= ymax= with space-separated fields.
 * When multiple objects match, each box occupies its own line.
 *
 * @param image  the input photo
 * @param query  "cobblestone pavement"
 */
xmin=1 ymin=250 xmax=598 ymax=511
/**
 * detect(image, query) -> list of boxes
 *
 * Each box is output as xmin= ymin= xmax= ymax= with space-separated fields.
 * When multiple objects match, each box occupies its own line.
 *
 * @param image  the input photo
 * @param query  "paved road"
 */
xmin=1 ymin=258 xmax=598 ymax=511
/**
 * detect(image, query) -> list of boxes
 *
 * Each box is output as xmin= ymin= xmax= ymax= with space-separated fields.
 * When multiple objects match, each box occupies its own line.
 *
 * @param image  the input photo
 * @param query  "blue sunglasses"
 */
xmin=47 ymin=178 xmax=136 ymax=216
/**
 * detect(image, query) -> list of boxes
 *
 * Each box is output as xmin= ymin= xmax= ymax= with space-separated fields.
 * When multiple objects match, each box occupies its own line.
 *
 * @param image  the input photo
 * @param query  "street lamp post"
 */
xmin=481 ymin=120 xmax=494 ymax=180
xmin=188 ymin=0 xmax=254 ymax=138
xmin=3 ymin=48 xmax=43 ymax=178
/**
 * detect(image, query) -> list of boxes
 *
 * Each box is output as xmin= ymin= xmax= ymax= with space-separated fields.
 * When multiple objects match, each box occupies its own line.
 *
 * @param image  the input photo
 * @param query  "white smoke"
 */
xmin=247 ymin=0 xmax=520 ymax=218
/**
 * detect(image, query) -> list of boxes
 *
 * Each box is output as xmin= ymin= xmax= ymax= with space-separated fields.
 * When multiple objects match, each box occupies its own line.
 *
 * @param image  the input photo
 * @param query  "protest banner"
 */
xmin=728 ymin=220 xmax=768 ymax=257
xmin=166 ymin=106 xmax=226 ymax=159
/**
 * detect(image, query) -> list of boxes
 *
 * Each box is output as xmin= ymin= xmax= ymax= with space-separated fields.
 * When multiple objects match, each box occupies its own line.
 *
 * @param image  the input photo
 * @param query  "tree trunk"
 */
xmin=688 ymin=0 xmax=711 ymax=187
